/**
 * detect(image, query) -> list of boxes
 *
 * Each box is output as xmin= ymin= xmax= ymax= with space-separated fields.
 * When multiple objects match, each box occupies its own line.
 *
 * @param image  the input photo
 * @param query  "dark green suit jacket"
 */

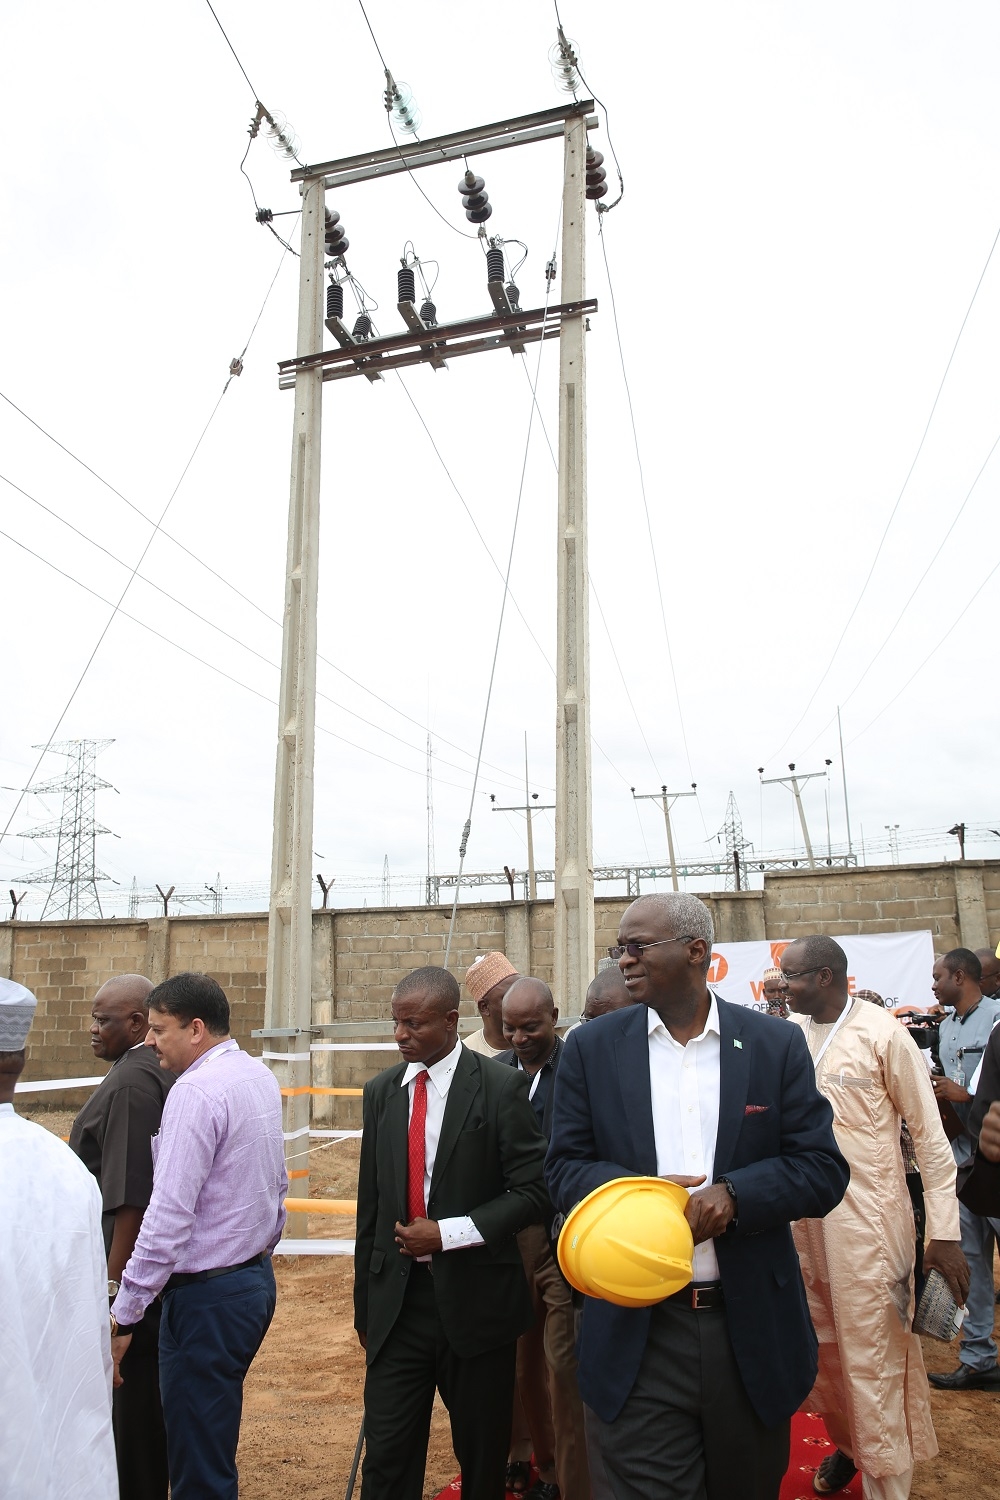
xmin=354 ymin=1045 xmax=549 ymax=1361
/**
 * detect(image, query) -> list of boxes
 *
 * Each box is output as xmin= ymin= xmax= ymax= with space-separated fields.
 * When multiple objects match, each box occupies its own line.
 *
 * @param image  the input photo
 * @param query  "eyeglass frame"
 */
xmin=608 ymin=935 xmax=694 ymax=962
xmin=778 ymin=965 xmax=830 ymax=982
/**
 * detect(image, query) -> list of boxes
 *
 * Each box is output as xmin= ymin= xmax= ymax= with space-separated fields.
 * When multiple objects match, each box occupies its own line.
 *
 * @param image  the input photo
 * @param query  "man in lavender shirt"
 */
xmin=110 ymin=972 xmax=287 ymax=1499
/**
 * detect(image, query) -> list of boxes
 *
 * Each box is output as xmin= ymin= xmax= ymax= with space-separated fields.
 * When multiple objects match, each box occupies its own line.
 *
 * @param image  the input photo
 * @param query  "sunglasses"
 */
xmin=779 ymin=966 xmax=827 ymax=982
xmin=608 ymin=935 xmax=693 ymax=961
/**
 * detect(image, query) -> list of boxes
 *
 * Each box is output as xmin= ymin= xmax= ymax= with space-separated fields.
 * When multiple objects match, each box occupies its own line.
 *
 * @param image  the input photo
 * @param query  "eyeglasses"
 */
xmin=779 ymin=966 xmax=827 ymax=982
xmin=608 ymin=936 xmax=693 ymax=961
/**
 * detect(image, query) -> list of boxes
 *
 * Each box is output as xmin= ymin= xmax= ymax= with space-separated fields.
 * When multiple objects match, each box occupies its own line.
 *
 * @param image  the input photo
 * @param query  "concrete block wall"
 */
xmin=760 ymin=862 xmax=984 ymax=950
xmin=4 ymin=861 xmax=997 ymax=1126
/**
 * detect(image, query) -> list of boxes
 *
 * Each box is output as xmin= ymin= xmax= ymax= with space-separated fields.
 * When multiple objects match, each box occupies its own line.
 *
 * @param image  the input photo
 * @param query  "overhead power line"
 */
xmin=799 ymin=420 xmax=1000 ymax=753
xmin=202 ymin=0 xmax=259 ymax=98
xmin=0 ymin=371 xmax=548 ymax=794
xmin=847 ymin=552 xmax=1000 ymax=746
xmin=596 ymin=220 xmax=705 ymax=836
xmin=767 ymin=211 xmax=1000 ymax=761
xmin=0 ymin=523 xmax=488 ymax=797
xmin=444 ymin=279 xmax=555 ymax=962
xmin=0 ymin=469 xmax=540 ymax=797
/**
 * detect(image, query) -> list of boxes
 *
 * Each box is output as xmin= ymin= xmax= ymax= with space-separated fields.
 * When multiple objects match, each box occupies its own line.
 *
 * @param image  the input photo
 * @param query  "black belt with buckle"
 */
xmin=669 ymin=1281 xmax=724 ymax=1311
xmin=163 ymin=1252 xmax=266 ymax=1294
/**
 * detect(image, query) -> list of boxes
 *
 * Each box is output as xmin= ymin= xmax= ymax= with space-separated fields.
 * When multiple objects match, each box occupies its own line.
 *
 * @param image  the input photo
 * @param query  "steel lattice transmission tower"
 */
xmin=721 ymin=790 xmax=753 ymax=891
xmin=20 ymin=739 xmax=116 ymax=919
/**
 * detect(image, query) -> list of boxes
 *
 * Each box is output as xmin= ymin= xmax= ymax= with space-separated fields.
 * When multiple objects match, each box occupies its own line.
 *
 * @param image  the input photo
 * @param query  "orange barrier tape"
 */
xmin=287 ymin=1169 xmax=309 ymax=1180
xmin=284 ymin=1197 xmax=358 ymax=1216
xmin=280 ymin=1086 xmax=364 ymax=1097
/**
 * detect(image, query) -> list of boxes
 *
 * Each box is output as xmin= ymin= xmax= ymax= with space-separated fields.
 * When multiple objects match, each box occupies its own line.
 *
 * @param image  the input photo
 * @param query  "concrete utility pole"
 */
xmin=761 ymin=764 xmax=826 ymax=869
xmin=490 ymin=735 xmax=554 ymax=902
xmin=264 ymin=102 xmax=600 ymax=1215
xmin=264 ymin=174 xmax=325 ymax=1226
xmin=632 ymin=785 xmax=697 ymax=891
xmin=553 ymin=110 xmax=594 ymax=1014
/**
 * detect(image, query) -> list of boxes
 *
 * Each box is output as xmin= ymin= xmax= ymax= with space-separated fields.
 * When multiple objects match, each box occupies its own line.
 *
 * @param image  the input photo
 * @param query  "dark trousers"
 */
xmin=114 ymin=1299 xmax=168 ymax=1500
xmin=593 ymin=1297 xmax=789 ymax=1500
xmin=362 ymin=1263 xmax=517 ymax=1500
xmin=159 ymin=1259 xmax=277 ymax=1500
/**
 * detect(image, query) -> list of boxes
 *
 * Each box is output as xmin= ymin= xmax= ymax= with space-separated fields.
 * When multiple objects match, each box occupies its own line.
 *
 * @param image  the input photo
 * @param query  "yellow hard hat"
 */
xmin=557 ymin=1176 xmax=694 ymax=1308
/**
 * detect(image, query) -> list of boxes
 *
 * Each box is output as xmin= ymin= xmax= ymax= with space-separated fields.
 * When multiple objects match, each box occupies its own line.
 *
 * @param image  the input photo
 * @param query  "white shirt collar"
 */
xmin=647 ymin=992 xmax=720 ymax=1047
xmin=401 ymin=1036 xmax=464 ymax=1099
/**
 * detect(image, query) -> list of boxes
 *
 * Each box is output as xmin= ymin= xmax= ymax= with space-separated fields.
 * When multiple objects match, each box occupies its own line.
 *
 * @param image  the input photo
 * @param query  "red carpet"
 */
xmin=432 ymin=1413 xmax=862 ymax=1499
xmin=782 ymin=1412 xmax=862 ymax=1499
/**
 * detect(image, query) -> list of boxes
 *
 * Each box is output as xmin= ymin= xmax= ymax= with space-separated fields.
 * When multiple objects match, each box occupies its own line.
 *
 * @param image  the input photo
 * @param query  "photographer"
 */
xmin=926 ymin=950 xmax=1000 ymax=1392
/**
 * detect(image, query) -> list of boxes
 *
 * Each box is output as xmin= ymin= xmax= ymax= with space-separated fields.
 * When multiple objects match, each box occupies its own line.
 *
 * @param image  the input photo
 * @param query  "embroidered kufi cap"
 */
xmin=464 ymin=952 xmax=518 ymax=1002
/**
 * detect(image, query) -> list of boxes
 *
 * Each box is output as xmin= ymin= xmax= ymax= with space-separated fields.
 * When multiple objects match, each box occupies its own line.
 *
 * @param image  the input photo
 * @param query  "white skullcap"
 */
xmin=0 ymin=977 xmax=37 ymax=1051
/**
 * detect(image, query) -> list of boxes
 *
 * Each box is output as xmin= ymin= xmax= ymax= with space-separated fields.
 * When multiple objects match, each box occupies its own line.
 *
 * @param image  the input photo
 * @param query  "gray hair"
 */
xmin=624 ymin=892 xmax=715 ymax=949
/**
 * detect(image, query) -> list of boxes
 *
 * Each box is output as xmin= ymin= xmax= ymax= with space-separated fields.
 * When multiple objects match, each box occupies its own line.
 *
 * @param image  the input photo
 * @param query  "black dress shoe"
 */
xmin=523 ymin=1484 xmax=560 ymax=1500
xmin=928 ymin=1364 xmax=1000 ymax=1391
xmin=813 ymin=1449 xmax=858 ymax=1494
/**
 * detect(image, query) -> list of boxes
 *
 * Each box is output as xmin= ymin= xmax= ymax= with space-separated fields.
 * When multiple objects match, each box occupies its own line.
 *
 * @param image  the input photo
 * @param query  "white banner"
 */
xmin=707 ymin=931 xmax=936 ymax=1012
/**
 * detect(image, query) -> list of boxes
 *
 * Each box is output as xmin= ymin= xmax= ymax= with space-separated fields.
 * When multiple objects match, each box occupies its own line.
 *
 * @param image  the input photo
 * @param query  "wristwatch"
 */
xmin=110 ymin=1312 xmax=136 ymax=1338
xmin=108 ymin=1279 xmax=120 ymax=1302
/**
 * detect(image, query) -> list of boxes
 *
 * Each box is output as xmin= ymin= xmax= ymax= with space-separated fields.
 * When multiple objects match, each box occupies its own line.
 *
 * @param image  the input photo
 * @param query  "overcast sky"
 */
xmin=2 ymin=1 xmax=998 ymax=916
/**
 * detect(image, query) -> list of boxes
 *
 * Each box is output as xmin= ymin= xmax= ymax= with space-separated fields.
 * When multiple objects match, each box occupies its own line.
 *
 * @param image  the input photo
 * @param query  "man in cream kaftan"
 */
xmin=781 ymin=938 xmax=966 ymax=1500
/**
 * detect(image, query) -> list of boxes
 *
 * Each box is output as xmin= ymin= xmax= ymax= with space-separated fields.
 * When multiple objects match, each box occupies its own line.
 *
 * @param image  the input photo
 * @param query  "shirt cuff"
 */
xmin=111 ymin=1284 xmax=148 ymax=1328
xmin=438 ymin=1215 xmax=486 ymax=1251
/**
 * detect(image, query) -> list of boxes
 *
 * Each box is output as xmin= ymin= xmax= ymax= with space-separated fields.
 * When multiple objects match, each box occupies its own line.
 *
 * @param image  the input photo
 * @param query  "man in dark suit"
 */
xmin=354 ymin=965 xmax=550 ymax=1500
xmin=546 ymin=893 xmax=849 ymax=1500
xmin=496 ymin=977 xmax=589 ymax=1500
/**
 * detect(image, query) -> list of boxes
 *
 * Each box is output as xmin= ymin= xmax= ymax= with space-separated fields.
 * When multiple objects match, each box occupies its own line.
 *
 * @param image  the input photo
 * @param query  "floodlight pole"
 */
xmin=264 ymin=173 xmax=325 ymax=1229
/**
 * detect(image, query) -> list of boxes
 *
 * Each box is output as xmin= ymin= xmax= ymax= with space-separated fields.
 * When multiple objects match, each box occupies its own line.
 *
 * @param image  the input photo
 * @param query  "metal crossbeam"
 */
xmin=277 ymin=299 xmax=595 ymax=388
xmin=292 ymin=102 xmax=597 ymax=188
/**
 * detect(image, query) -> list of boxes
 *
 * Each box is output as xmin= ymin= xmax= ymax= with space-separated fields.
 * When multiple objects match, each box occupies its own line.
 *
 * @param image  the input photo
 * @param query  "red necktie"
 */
xmin=407 ymin=1070 xmax=428 ymax=1222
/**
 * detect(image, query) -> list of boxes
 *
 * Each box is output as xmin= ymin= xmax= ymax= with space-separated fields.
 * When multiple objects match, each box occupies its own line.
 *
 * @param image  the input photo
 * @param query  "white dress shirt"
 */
xmin=647 ymin=993 xmax=722 ymax=1282
xmin=402 ymin=1037 xmax=485 ymax=1253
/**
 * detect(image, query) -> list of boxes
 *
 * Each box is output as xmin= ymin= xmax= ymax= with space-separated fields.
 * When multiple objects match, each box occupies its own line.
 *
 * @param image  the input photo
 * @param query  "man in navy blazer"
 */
xmin=546 ymin=893 xmax=849 ymax=1500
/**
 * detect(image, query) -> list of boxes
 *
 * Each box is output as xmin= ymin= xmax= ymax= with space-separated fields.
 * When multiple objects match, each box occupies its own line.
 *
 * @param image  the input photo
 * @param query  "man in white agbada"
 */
xmin=781 ymin=937 xmax=969 ymax=1500
xmin=0 ymin=977 xmax=118 ymax=1500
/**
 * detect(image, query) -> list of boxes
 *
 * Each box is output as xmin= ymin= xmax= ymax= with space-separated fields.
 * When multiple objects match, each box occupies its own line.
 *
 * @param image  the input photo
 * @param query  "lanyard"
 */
xmin=809 ymin=997 xmax=855 ymax=1070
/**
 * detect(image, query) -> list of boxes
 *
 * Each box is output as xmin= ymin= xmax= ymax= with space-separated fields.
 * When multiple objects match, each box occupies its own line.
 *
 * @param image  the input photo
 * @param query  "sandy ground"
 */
xmin=26 ymin=1111 xmax=1000 ymax=1500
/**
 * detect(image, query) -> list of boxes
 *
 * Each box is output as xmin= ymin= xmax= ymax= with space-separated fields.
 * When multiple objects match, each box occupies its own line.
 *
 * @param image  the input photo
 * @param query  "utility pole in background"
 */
xmin=837 ymin=707 xmax=853 ymax=856
xmin=760 ymin=764 xmax=827 ymax=869
xmin=632 ymin=784 xmax=698 ymax=891
xmin=490 ymin=735 xmax=555 ymax=901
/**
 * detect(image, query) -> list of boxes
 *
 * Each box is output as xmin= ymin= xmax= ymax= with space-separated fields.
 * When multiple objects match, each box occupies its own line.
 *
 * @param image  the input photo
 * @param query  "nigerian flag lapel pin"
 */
xmin=733 ymin=1039 xmax=743 ymax=1049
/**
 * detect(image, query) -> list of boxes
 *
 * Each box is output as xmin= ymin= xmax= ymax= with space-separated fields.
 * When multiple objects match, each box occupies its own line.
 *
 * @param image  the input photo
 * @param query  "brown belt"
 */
xmin=667 ymin=1281 xmax=724 ymax=1311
